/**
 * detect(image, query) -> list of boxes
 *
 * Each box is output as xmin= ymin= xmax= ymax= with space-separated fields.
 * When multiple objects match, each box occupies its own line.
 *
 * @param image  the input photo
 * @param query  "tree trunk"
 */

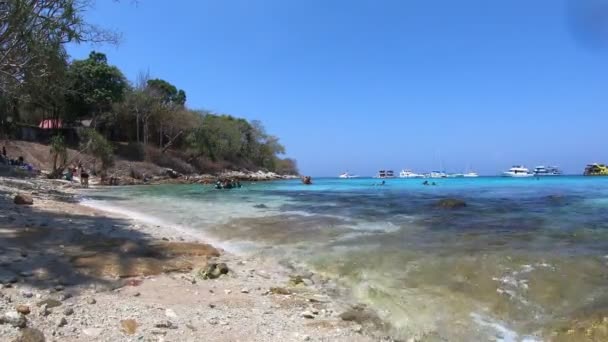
xmin=136 ymin=114 xmax=140 ymax=143
xmin=162 ymin=130 xmax=183 ymax=153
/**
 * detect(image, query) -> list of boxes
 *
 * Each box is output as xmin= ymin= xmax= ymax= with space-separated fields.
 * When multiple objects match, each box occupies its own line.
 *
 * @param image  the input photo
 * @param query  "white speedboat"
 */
xmin=399 ymin=169 xmax=424 ymax=178
xmin=339 ymin=172 xmax=358 ymax=179
xmin=533 ymin=166 xmax=561 ymax=176
xmin=502 ymin=166 xmax=533 ymax=177
xmin=463 ymin=172 xmax=479 ymax=177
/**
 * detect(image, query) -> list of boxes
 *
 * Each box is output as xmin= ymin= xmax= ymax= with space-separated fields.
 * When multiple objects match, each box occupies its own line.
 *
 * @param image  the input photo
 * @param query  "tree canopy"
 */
xmin=1 ymin=2 xmax=298 ymax=176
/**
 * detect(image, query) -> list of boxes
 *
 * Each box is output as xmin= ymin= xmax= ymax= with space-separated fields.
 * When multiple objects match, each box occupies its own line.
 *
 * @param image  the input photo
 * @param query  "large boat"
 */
xmin=533 ymin=166 xmax=561 ymax=176
xmin=375 ymin=170 xmax=395 ymax=178
xmin=428 ymin=171 xmax=448 ymax=178
xmin=338 ymin=172 xmax=358 ymax=179
xmin=399 ymin=169 xmax=424 ymax=178
xmin=463 ymin=172 xmax=479 ymax=177
xmin=502 ymin=166 xmax=533 ymax=177
xmin=584 ymin=163 xmax=608 ymax=176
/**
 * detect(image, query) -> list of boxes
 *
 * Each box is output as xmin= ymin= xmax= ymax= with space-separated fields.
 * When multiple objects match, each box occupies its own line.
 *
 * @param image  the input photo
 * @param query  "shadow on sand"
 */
xmin=0 ymin=188 xmax=218 ymax=294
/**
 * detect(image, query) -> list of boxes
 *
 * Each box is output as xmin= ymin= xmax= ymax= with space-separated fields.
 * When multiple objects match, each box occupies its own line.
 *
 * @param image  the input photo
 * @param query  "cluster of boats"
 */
xmin=339 ymin=165 xmax=576 ymax=178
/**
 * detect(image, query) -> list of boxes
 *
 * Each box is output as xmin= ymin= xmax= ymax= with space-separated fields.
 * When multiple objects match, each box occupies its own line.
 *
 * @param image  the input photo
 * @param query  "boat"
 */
xmin=463 ymin=172 xmax=479 ymax=178
xmin=375 ymin=170 xmax=395 ymax=178
xmin=584 ymin=163 xmax=608 ymax=176
xmin=399 ymin=169 xmax=424 ymax=178
xmin=428 ymin=171 xmax=448 ymax=178
xmin=502 ymin=166 xmax=533 ymax=177
xmin=338 ymin=172 xmax=358 ymax=179
xmin=533 ymin=166 xmax=561 ymax=176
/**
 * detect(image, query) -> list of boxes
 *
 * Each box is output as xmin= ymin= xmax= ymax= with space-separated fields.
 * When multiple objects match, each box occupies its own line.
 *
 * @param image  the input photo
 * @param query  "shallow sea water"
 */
xmin=83 ymin=176 xmax=608 ymax=340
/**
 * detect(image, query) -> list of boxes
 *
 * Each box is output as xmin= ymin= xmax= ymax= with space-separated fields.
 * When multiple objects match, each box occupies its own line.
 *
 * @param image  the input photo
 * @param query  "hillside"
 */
xmin=4 ymin=140 xmax=295 ymax=183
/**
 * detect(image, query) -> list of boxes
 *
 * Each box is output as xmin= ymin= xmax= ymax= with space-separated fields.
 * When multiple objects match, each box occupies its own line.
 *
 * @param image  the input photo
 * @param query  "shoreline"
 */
xmin=0 ymin=176 xmax=387 ymax=341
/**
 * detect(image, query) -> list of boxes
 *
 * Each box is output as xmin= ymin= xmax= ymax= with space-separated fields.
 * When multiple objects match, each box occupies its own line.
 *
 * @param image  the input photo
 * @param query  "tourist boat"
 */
xmin=584 ymin=163 xmax=608 ymax=176
xmin=428 ymin=171 xmax=448 ymax=178
xmin=463 ymin=172 xmax=479 ymax=178
xmin=533 ymin=166 xmax=561 ymax=176
xmin=399 ymin=169 xmax=424 ymax=178
xmin=338 ymin=172 xmax=358 ymax=179
xmin=502 ymin=166 xmax=533 ymax=177
xmin=375 ymin=170 xmax=395 ymax=178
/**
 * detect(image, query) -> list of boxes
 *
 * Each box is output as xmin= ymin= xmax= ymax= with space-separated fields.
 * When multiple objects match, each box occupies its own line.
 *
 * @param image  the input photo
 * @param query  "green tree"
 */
xmin=0 ymin=0 xmax=119 ymax=96
xmin=49 ymin=134 xmax=68 ymax=174
xmin=65 ymin=51 xmax=128 ymax=124
xmin=146 ymin=79 xmax=186 ymax=106
xmin=80 ymin=128 xmax=114 ymax=175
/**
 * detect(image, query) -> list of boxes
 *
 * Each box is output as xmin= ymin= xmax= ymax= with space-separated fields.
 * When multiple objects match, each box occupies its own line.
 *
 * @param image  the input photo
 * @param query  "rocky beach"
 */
xmin=0 ymin=176 xmax=384 ymax=342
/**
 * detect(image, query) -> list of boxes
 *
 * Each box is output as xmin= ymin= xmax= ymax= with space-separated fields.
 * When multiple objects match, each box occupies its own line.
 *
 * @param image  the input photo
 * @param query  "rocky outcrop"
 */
xmin=435 ymin=198 xmax=467 ymax=209
xmin=14 ymin=194 xmax=33 ymax=205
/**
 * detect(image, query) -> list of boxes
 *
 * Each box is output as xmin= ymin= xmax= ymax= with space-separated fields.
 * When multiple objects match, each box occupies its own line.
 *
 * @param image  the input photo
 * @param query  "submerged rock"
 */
xmin=120 ymin=319 xmax=138 ymax=335
xmin=436 ymin=198 xmax=467 ymax=209
xmin=197 ymin=263 xmax=229 ymax=280
xmin=14 ymin=194 xmax=33 ymax=205
xmin=36 ymin=299 xmax=61 ymax=309
xmin=13 ymin=327 xmax=45 ymax=342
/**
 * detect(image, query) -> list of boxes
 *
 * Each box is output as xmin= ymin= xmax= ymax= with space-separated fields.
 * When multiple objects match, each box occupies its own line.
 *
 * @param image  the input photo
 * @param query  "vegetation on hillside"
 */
xmin=0 ymin=1 xmax=298 ymax=176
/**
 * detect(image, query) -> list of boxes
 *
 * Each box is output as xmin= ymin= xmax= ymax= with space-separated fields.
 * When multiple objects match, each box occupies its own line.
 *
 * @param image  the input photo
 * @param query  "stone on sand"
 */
xmin=2 ymin=310 xmax=27 ymax=328
xmin=13 ymin=327 xmax=45 ymax=342
xmin=14 ymin=194 xmax=33 ymax=205
xmin=120 ymin=319 xmax=138 ymax=335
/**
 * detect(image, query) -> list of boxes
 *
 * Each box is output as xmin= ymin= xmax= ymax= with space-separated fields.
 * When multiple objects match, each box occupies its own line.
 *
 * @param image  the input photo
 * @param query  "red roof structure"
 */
xmin=39 ymin=119 xmax=63 ymax=129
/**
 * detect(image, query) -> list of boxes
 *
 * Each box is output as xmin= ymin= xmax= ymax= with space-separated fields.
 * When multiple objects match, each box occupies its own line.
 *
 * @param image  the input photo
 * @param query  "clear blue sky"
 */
xmin=68 ymin=0 xmax=608 ymax=176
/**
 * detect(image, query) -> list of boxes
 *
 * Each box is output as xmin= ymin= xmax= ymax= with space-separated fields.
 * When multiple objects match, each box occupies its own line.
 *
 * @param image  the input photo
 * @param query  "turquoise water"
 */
xmin=84 ymin=177 xmax=608 ymax=340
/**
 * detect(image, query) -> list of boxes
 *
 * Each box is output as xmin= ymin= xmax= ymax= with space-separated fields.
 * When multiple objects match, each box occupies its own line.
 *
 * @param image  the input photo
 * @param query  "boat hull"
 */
xmin=502 ymin=172 xmax=534 ymax=177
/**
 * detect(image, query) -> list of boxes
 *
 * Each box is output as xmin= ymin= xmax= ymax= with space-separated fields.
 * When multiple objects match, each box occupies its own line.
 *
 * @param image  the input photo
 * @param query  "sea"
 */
xmin=82 ymin=176 xmax=608 ymax=341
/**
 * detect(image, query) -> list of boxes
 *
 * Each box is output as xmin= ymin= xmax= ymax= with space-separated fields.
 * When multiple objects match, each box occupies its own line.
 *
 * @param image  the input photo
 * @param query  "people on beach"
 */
xmin=80 ymin=169 xmax=90 ymax=188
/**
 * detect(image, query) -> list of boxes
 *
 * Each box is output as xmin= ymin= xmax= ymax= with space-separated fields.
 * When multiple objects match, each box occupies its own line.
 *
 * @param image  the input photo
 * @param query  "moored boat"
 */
xmin=533 ymin=166 xmax=561 ymax=176
xmin=502 ymin=166 xmax=533 ymax=177
xmin=399 ymin=169 xmax=424 ymax=178
xmin=584 ymin=163 xmax=608 ymax=176
xmin=375 ymin=170 xmax=395 ymax=178
xmin=338 ymin=172 xmax=358 ymax=179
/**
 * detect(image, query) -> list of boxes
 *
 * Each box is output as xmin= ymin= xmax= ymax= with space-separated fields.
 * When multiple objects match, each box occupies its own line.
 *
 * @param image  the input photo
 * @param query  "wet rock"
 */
xmin=120 ymin=319 xmax=138 ymax=335
xmin=338 ymin=305 xmax=381 ymax=326
xmin=197 ymin=263 xmax=229 ymax=280
xmin=13 ymin=327 xmax=45 ymax=342
xmin=269 ymin=287 xmax=291 ymax=295
xmin=2 ymin=310 xmax=27 ymax=328
xmin=56 ymin=317 xmax=67 ymax=328
xmin=36 ymin=299 xmax=61 ymax=309
xmin=154 ymin=320 xmax=175 ymax=329
xmin=16 ymin=305 xmax=30 ymax=315
xmin=0 ymin=269 xmax=18 ymax=284
xmin=436 ymin=198 xmax=467 ymax=209
xmin=14 ymin=194 xmax=33 ymax=205
xmin=39 ymin=305 xmax=50 ymax=317
xmin=301 ymin=311 xmax=315 ymax=319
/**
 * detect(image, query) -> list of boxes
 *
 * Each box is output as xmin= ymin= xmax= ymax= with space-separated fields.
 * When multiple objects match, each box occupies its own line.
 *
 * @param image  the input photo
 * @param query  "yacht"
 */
xmin=399 ymin=169 xmax=424 ymax=178
xmin=428 ymin=171 xmax=448 ymax=178
xmin=375 ymin=170 xmax=395 ymax=178
xmin=338 ymin=172 xmax=358 ymax=179
xmin=533 ymin=166 xmax=561 ymax=176
xmin=502 ymin=166 xmax=533 ymax=177
xmin=463 ymin=172 xmax=479 ymax=178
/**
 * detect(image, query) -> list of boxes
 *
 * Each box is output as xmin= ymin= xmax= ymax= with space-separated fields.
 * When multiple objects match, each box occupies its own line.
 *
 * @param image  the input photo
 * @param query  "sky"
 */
xmin=68 ymin=0 xmax=608 ymax=176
